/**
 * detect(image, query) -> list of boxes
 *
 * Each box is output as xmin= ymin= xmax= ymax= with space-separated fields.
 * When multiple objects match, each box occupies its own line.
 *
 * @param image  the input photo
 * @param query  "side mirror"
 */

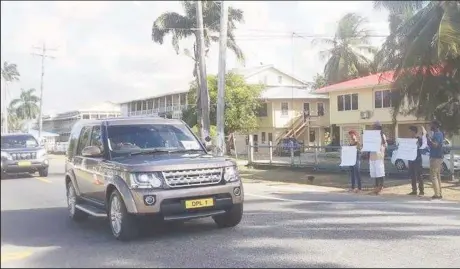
xmin=205 ymin=144 xmax=214 ymax=152
xmin=81 ymin=145 xmax=102 ymax=157
xmin=204 ymin=136 xmax=212 ymax=142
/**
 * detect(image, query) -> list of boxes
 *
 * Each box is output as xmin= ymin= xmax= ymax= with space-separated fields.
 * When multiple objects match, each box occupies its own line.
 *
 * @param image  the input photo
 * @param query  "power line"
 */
xmin=31 ymin=43 xmax=58 ymax=139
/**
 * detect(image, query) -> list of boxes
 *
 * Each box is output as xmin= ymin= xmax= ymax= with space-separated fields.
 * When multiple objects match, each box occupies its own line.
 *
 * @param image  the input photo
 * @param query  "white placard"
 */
xmin=394 ymin=138 xmax=418 ymax=161
xmin=361 ymin=130 xmax=382 ymax=152
xmin=339 ymin=146 xmax=357 ymax=166
xmin=181 ymin=140 xmax=200 ymax=150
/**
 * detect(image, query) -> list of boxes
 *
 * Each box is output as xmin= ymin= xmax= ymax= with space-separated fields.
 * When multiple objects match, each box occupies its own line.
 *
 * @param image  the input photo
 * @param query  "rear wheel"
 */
xmin=213 ymin=204 xmax=243 ymax=228
xmin=109 ymin=190 xmax=139 ymax=241
xmin=67 ymin=182 xmax=88 ymax=221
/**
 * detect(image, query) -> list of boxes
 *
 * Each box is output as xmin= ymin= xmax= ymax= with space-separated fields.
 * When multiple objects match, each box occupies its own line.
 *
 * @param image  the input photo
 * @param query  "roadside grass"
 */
xmin=239 ymin=165 xmax=460 ymax=202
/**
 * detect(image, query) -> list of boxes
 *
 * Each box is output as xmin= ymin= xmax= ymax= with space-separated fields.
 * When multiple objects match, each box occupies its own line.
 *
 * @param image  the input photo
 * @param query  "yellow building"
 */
xmin=315 ymin=72 xmax=430 ymax=145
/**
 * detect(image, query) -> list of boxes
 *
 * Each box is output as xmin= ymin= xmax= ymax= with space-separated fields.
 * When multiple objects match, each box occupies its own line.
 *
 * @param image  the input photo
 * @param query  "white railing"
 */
xmin=128 ymin=105 xmax=189 ymax=117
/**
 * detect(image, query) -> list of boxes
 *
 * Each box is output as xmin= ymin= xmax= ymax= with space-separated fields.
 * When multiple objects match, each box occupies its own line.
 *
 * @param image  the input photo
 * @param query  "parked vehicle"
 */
xmin=391 ymin=148 xmax=460 ymax=174
xmin=65 ymin=117 xmax=244 ymax=241
xmin=275 ymin=138 xmax=301 ymax=156
xmin=1 ymin=133 xmax=49 ymax=178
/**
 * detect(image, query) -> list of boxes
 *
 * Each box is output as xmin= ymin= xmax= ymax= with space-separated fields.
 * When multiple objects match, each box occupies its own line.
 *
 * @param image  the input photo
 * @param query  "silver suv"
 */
xmin=65 ymin=117 xmax=244 ymax=240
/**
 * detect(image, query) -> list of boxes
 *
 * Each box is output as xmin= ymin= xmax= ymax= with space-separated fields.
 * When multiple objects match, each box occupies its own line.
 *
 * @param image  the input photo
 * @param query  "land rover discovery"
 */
xmin=1 ymin=133 xmax=49 ymax=178
xmin=65 ymin=117 xmax=244 ymax=240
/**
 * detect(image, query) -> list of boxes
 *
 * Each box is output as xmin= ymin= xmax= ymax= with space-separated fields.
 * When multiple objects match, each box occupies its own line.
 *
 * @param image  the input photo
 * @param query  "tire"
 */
xmin=67 ymin=182 xmax=88 ymax=222
xmin=38 ymin=168 xmax=49 ymax=177
xmin=213 ymin=203 xmax=243 ymax=228
xmin=395 ymin=159 xmax=406 ymax=171
xmin=108 ymin=190 xmax=139 ymax=241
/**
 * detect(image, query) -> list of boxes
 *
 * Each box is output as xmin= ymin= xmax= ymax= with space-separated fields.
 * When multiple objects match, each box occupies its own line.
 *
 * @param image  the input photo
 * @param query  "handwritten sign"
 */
xmin=394 ymin=138 xmax=418 ymax=161
xmin=339 ymin=146 xmax=357 ymax=166
xmin=181 ymin=140 xmax=200 ymax=150
xmin=361 ymin=130 xmax=382 ymax=152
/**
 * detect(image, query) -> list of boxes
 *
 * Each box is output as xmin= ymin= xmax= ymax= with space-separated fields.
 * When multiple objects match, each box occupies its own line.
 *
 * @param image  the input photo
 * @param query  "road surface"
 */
xmin=1 ymin=157 xmax=460 ymax=268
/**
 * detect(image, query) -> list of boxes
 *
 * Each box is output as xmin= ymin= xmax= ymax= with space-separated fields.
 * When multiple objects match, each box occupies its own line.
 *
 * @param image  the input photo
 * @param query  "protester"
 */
xmin=348 ymin=130 xmax=362 ymax=192
xmin=369 ymin=122 xmax=387 ymax=195
xmin=407 ymin=126 xmax=424 ymax=196
xmin=427 ymin=120 xmax=444 ymax=200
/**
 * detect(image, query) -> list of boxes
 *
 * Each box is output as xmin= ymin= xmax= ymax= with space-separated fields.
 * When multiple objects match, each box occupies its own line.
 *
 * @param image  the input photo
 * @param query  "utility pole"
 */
xmin=216 ymin=0 xmax=228 ymax=156
xmin=195 ymin=0 xmax=211 ymax=142
xmin=31 ymin=43 xmax=57 ymax=139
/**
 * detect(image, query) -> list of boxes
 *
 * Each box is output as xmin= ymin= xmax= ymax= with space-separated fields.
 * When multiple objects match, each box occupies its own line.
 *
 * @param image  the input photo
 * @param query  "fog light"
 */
xmin=43 ymin=159 xmax=49 ymax=165
xmin=143 ymin=195 xmax=156 ymax=206
xmin=233 ymin=187 xmax=241 ymax=196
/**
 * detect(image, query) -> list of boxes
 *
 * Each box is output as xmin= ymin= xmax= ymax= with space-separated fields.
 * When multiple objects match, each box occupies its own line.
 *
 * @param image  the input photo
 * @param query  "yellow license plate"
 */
xmin=17 ymin=161 xmax=32 ymax=167
xmin=185 ymin=198 xmax=214 ymax=209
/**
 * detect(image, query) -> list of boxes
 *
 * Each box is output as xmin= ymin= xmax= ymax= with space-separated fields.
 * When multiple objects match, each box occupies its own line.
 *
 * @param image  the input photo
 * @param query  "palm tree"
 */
xmin=6 ymin=103 xmax=22 ymax=132
xmin=374 ymin=1 xmax=460 ymax=134
xmin=10 ymin=88 xmax=40 ymax=120
xmin=309 ymin=73 xmax=327 ymax=90
xmin=1 ymin=61 xmax=20 ymax=133
xmin=312 ymin=13 xmax=377 ymax=85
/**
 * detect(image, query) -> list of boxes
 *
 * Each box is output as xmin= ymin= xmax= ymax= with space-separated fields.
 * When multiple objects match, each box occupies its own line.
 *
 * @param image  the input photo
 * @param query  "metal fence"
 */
xmin=244 ymin=141 xmax=460 ymax=178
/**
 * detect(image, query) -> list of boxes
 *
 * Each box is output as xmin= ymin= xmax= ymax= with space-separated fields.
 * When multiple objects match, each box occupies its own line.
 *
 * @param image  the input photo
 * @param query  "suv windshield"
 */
xmin=1 ymin=135 xmax=39 ymax=149
xmin=106 ymin=123 xmax=203 ymax=156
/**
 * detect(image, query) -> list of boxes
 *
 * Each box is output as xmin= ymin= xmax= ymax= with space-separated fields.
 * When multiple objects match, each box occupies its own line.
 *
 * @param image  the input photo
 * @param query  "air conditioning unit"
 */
xmin=360 ymin=111 xmax=370 ymax=119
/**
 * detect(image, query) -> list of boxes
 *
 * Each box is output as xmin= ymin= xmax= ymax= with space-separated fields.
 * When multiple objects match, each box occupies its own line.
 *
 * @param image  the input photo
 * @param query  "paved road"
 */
xmin=2 ymin=158 xmax=460 ymax=268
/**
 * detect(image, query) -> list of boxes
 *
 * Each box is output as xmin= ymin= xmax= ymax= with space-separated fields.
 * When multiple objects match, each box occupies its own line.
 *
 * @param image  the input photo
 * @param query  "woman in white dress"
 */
xmin=369 ymin=121 xmax=387 ymax=195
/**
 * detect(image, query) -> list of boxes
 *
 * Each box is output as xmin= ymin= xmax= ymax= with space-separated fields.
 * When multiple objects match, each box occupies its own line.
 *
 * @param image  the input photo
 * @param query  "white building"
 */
xmin=42 ymin=102 xmax=121 ymax=142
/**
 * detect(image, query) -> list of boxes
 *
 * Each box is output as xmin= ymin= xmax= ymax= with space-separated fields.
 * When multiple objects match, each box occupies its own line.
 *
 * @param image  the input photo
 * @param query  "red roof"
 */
xmin=314 ymin=71 xmax=395 ymax=94
xmin=314 ymin=65 xmax=445 ymax=94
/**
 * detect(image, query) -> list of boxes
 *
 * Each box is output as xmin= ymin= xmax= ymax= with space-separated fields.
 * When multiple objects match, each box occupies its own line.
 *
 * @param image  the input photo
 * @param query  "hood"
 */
xmin=109 ymin=153 xmax=236 ymax=172
xmin=1 ymin=147 xmax=44 ymax=153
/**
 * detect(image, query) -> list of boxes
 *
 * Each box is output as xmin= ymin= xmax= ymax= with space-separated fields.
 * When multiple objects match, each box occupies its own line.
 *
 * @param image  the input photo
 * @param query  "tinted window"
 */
xmin=90 ymin=125 xmax=104 ymax=152
xmin=67 ymin=124 xmax=83 ymax=158
xmin=1 ymin=135 xmax=38 ymax=149
xmin=107 ymin=123 xmax=202 ymax=156
xmin=76 ymin=126 xmax=92 ymax=155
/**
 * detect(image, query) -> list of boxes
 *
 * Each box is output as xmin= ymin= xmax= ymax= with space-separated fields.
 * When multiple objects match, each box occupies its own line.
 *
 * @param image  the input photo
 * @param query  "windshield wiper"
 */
xmin=130 ymin=149 xmax=172 ymax=156
xmin=167 ymin=149 xmax=204 ymax=154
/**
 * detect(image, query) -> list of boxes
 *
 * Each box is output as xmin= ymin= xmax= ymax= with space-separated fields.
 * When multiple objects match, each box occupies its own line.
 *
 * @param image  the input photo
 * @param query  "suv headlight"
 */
xmin=1 ymin=151 xmax=12 ymax=161
xmin=129 ymin=172 xmax=163 ymax=189
xmin=223 ymin=166 xmax=240 ymax=182
xmin=37 ymin=149 xmax=47 ymax=158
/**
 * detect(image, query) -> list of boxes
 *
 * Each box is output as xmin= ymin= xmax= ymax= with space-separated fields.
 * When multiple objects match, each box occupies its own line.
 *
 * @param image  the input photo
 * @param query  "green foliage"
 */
xmin=184 ymin=73 xmax=263 ymax=135
xmin=309 ymin=73 xmax=327 ymax=90
xmin=1 ymin=61 xmax=20 ymax=82
xmin=10 ymin=88 xmax=40 ymax=120
xmin=191 ymin=124 xmax=217 ymax=139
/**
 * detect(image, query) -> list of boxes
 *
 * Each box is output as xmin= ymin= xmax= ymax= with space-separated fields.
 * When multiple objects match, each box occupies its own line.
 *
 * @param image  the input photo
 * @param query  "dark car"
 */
xmin=1 ymin=133 xmax=49 ymax=178
xmin=65 ymin=117 xmax=244 ymax=241
xmin=275 ymin=138 xmax=302 ymax=156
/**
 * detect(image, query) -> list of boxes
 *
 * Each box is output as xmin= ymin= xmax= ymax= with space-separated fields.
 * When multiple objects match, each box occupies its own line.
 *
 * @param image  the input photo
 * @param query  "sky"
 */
xmin=0 ymin=1 xmax=389 ymax=115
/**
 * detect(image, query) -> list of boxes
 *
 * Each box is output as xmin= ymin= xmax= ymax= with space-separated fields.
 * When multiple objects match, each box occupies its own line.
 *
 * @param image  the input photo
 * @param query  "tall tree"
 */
xmin=1 ymin=61 xmax=20 ymax=132
xmin=183 ymin=73 xmax=263 ymax=135
xmin=152 ymin=1 xmax=246 ymax=137
xmin=375 ymin=1 xmax=460 ymax=134
xmin=10 ymin=88 xmax=40 ymax=120
xmin=309 ymin=73 xmax=327 ymax=90
xmin=312 ymin=13 xmax=376 ymax=85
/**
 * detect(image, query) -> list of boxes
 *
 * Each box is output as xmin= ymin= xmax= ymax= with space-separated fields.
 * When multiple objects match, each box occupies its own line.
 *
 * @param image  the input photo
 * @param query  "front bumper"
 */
xmin=1 ymin=158 xmax=49 ymax=174
xmin=129 ymin=181 xmax=244 ymax=220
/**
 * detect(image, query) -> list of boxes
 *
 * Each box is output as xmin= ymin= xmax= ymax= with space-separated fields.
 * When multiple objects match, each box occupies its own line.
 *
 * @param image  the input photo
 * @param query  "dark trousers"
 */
xmin=409 ymin=160 xmax=424 ymax=193
xmin=350 ymin=160 xmax=362 ymax=190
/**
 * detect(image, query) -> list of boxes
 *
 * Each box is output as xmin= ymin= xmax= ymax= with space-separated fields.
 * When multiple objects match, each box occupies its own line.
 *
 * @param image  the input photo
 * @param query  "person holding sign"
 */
xmin=369 ymin=122 xmax=387 ymax=195
xmin=348 ymin=130 xmax=362 ymax=192
xmin=427 ymin=120 xmax=444 ymax=200
xmin=408 ymin=126 xmax=424 ymax=196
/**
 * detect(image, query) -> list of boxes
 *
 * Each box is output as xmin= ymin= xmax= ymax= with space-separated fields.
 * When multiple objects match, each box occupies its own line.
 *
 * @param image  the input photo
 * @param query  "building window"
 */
xmin=281 ymin=102 xmax=289 ymax=116
xmin=166 ymin=96 xmax=173 ymax=107
xmin=82 ymin=114 xmax=89 ymax=119
xmin=268 ymin=133 xmax=273 ymax=142
xmin=180 ymin=94 xmax=187 ymax=106
xmin=375 ymin=90 xmax=392 ymax=108
xmin=147 ymin=99 xmax=153 ymax=110
xmin=257 ymin=103 xmax=268 ymax=117
xmin=278 ymin=76 xmax=282 ymax=84
xmin=337 ymin=94 xmax=358 ymax=111
xmin=136 ymin=101 xmax=142 ymax=111
xmin=317 ymin=103 xmax=325 ymax=116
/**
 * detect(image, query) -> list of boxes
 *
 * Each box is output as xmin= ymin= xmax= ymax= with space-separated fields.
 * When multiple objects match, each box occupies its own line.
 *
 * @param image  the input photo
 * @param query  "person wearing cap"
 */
xmin=369 ymin=121 xmax=387 ymax=194
xmin=408 ymin=126 xmax=424 ymax=196
xmin=427 ymin=120 xmax=444 ymax=200
xmin=348 ymin=130 xmax=362 ymax=192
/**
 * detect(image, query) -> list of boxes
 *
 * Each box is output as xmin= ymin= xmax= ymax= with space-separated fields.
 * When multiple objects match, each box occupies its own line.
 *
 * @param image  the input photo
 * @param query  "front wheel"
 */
xmin=109 ymin=190 xmax=139 ymax=241
xmin=213 ymin=204 xmax=243 ymax=228
xmin=67 ymin=182 xmax=88 ymax=222
xmin=39 ymin=168 xmax=49 ymax=177
xmin=395 ymin=159 xmax=406 ymax=171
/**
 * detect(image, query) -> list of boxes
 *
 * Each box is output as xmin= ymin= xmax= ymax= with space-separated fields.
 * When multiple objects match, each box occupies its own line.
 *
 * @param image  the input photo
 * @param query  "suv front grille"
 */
xmin=162 ymin=168 xmax=223 ymax=188
xmin=11 ymin=152 xmax=37 ymax=161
